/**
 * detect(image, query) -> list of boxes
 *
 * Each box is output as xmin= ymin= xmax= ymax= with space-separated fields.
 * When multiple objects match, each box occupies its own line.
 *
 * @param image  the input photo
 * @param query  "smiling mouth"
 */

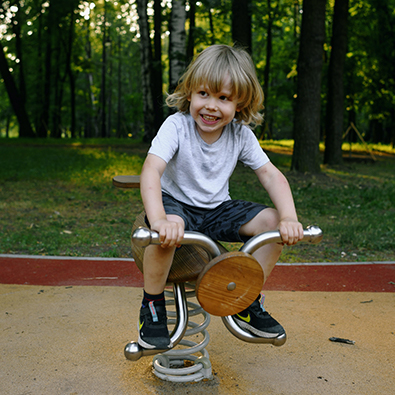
xmin=201 ymin=114 xmax=219 ymax=123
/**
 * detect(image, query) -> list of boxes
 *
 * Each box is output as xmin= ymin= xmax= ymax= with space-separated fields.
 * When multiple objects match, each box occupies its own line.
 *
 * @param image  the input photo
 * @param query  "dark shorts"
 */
xmin=158 ymin=193 xmax=268 ymax=243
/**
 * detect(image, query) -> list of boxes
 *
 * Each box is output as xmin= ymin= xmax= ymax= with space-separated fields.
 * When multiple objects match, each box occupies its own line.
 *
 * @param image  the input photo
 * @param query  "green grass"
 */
xmin=0 ymin=138 xmax=394 ymax=262
xmin=0 ymin=142 xmax=145 ymax=258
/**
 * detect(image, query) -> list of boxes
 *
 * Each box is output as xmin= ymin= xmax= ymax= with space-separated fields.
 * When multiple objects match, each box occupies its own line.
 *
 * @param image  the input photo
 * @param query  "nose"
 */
xmin=205 ymin=98 xmax=218 ymax=111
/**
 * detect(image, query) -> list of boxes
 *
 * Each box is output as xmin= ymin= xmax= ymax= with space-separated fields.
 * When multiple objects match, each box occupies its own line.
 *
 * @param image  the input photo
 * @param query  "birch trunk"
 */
xmin=152 ymin=0 xmax=164 ymax=130
xmin=169 ymin=0 xmax=187 ymax=93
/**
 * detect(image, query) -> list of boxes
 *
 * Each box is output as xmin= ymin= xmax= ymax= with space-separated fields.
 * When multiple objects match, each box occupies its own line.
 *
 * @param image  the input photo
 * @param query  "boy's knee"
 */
xmin=240 ymin=208 xmax=280 ymax=237
xmin=257 ymin=208 xmax=280 ymax=232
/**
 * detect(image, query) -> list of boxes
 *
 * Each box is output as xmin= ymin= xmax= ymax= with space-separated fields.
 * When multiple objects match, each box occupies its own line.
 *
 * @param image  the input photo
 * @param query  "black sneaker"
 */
xmin=138 ymin=301 xmax=173 ymax=349
xmin=232 ymin=295 xmax=285 ymax=338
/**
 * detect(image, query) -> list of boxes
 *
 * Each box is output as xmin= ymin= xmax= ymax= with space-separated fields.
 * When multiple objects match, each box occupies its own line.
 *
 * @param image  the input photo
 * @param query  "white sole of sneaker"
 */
xmin=137 ymin=336 xmax=173 ymax=350
xmin=233 ymin=318 xmax=282 ymax=339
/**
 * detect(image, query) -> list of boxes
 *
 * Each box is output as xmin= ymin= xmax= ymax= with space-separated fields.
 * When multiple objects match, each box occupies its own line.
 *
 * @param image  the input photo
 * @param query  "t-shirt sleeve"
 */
xmin=238 ymin=127 xmax=270 ymax=170
xmin=148 ymin=116 xmax=179 ymax=163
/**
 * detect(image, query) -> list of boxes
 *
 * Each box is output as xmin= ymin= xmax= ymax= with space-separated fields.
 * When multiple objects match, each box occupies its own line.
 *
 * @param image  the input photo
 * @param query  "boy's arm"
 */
xmin=140 ymin=153 xmax=184 ymax=247
xmin=255 ymin=162 xmax=304 ymax=245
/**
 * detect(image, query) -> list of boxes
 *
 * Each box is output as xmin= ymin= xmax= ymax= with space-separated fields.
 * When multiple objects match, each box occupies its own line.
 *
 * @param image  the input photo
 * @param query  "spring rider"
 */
xmin=113 ymin=175 xmax=323 ymax=382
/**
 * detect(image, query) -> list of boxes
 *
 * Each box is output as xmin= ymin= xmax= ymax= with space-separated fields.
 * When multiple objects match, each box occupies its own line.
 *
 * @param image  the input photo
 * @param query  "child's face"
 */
xmin=188 ymin=75 xmax=240 ymax=143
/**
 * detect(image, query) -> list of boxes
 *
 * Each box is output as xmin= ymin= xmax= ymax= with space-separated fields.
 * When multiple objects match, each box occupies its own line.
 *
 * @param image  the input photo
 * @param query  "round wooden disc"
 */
xmin=195 ymin=251 xmax=264 ymax=317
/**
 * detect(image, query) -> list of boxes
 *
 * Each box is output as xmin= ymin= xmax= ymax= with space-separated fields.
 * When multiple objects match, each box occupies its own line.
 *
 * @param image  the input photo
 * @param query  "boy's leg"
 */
xmin=239 ymin=207 xmax=283 ymax=280
xmin=235 ymin=207 xmax=285 ymax=338
xmin=143 ymin=244 xmax=176 ymax=295
xmin=138 ymin=214 xmax=183 ymax=349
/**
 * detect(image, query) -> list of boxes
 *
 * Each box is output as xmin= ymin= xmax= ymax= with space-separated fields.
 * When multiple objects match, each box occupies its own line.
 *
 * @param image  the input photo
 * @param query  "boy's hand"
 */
xmin=151 ymin=219 xmax=184 ymax=248
xmin=278 ymin=217 xmax=304 ymax=245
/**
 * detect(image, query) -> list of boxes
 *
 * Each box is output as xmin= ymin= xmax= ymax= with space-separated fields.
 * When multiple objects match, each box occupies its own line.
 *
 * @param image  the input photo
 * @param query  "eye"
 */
xmin=198 ymin=91 xmax=208 ymax=97
xmin=219 ymin=95 xmax=229 ymax=101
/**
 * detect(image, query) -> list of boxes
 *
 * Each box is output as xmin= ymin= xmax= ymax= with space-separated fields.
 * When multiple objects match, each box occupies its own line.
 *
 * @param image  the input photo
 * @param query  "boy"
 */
xmin=138 ymin=45 xmax=304 ymax=350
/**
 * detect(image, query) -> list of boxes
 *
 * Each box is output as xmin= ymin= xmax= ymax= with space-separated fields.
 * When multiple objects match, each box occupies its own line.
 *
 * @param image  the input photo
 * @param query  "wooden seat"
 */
xmin=112 ymin=175 xmax=141 ymax=189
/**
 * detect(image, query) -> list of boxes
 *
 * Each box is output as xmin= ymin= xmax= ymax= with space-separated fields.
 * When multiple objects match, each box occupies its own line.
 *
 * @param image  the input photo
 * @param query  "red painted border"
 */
xmin=0 ymin=256 xmax=142 ymax=287
xmin=0 ymin=255 xmax=394 ymax=292
xmin=265 ymin=264 xmax=395 ymax=292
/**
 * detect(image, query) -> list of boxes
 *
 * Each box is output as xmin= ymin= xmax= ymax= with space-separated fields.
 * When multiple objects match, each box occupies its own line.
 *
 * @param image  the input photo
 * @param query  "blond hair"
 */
xmin=166 ymin=45 xmax=264 ymax=127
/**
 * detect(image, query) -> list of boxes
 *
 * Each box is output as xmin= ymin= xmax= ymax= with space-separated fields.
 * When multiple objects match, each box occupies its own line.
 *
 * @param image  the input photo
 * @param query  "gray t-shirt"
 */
xmin=148 ymin=112 xmax=270 ymax=209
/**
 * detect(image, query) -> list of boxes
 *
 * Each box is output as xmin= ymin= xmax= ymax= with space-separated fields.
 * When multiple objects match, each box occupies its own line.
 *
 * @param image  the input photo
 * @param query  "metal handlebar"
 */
xmin=132 ymin=225 xmax=323 ymax=257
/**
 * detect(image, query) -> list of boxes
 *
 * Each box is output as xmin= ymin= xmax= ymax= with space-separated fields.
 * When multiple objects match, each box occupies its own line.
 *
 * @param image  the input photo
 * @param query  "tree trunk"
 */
xmin=117 ymin=34 xmax=123 ymax=138
xmin=291 ymin=0 xmax=326 ymax=173
xmin=324 ymin=0 xmax=349 ymax=165
xmin=38 ymin=2 xmax=53 ymax=138
xmin=34 ymin=8 xmax=44 ymax=135
xmin=6 ymin=114 xmax=11 ymax=138
xmin=84 ymin=20 xmax=98 ymax=138
xmin=136 ymin=0 xmax=156 ymax=142
xmin=0 ymin=42 xmax=34 ymax=137
xmin=152 ymin=0 xmax=164 ymax=131
xmin=262 ymin=0 xmax=274 ymax=138
xmin=232 ymin=0 xmax=252 ymax=53
xmin=65 ymin=11 xmax=76 ymax=138
xmin=370 ymin=0 xmax=395 ymax=146
xmin=208 ymin=8 xmax=215 ymax=45
xmin=390 ymin=107 xmax=395 ymax=148
xmin=169 ymin=0 xmax=187 ymax=94
xmin=100 ymin=2 xmax=108 ymax=138
xmin=12 ymin=7 xmax=26 ymax=106
xmin=108 ymin=39 xmax=113 ymax=138
xmin=263 ymin=0 xmax=273 ymax=104
xmin=186 ymin=0 xmax=196 ymax=61
xmin=52 ymin=40 xmax=62 ymax=138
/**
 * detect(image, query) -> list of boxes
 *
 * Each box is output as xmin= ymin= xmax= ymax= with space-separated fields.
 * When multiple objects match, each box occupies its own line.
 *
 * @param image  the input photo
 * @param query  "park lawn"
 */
xmin=0 ymin=138 xmax=394 ymax=263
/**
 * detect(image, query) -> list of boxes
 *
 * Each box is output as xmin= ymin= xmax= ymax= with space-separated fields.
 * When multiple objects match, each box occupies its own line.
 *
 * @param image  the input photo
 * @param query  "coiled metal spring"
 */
xmin=151 ymin=286 xmax=213 ymax=383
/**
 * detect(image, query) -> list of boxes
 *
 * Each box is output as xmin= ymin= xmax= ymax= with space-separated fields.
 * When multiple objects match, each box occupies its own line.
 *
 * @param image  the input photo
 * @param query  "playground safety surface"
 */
xmin=1 ymin=255 xmax=394 ymax=394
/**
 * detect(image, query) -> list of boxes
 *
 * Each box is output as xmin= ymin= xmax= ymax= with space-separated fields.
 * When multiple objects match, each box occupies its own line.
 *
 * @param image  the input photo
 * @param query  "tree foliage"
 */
xmin=0 ymin=0 xmax=394 ymax=159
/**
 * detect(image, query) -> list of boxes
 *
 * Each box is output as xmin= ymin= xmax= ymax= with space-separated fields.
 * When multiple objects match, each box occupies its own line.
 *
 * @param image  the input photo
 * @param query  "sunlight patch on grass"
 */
xmin=260 ymin=139 xmax=294 ymax=151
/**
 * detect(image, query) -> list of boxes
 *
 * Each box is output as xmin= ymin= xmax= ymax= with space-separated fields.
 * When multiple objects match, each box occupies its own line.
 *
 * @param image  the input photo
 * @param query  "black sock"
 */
xmin=142 ymin=290 xmax=165 ymax=308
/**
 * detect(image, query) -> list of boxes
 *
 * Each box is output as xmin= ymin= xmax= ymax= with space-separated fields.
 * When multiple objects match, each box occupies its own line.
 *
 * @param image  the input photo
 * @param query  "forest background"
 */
xmin=0 ymin=1 xmax=394 ymax=262
xmin=0 ymin=0 xmax=394 ymax=171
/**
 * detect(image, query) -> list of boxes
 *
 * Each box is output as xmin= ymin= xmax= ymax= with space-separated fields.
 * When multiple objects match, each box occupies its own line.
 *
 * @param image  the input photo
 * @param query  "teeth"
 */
xmin=202 ymin=115 xmax=217 ymax=121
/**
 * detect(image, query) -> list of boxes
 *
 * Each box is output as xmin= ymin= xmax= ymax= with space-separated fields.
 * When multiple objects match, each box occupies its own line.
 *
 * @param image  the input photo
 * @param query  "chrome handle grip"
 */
xmin=131 ymin=227 xmax=222 ymax=260
xmin=302 ymin=225 xmax=324 ymax=244
xmin=241 ymin=225 xmax=323 ymax=255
